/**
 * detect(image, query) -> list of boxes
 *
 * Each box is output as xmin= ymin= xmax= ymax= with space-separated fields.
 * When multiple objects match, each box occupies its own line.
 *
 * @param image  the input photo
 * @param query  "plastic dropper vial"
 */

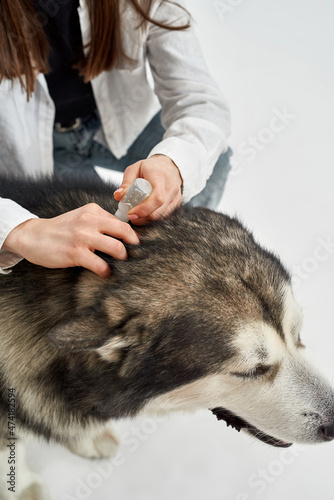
xmin=114 ymin=178 xmax=153 ymax=222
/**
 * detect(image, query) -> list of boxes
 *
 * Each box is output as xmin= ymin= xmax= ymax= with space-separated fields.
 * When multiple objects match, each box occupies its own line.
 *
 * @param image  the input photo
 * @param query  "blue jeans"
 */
xmin=53 ymin=111 xmax=231 ymax=210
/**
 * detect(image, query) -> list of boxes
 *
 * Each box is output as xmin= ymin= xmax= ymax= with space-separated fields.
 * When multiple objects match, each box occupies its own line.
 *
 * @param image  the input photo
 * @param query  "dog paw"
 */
xmin=67 ymin=423 xmax=119 ymax=459
xmin=19 ymin=482 xmax=53 ymax=500
xmin=0 ymin=478 xmax=51 ymax=500
xmin=0 ymin=442 xmax=52 ymax=500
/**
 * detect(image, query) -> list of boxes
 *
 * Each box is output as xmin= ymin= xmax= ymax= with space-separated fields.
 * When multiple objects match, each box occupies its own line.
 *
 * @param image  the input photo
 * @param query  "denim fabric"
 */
xmin=53 ymin=111 xmax=231 ymax=210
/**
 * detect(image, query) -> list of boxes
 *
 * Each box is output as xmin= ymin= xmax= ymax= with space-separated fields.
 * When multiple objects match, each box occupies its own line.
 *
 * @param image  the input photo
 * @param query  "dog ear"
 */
xmin=47 ymin=303 xmax=112 ymax=351
xmin=48 ymin=299 xmax=145 ymax=377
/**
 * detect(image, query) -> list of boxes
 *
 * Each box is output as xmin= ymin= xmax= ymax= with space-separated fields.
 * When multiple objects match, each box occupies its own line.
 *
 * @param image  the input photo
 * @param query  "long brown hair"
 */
xmin=0 ymin=0 xmax=190 ymax=99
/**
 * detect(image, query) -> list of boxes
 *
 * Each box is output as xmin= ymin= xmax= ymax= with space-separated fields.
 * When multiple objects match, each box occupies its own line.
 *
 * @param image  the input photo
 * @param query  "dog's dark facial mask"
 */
xmin=211 ymin=407 xmax=292 ymax=448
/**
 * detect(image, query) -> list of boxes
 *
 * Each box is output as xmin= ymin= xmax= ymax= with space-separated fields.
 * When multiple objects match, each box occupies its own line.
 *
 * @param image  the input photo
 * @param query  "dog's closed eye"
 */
xmin=231 ymin=364 xmax=272 ymax=379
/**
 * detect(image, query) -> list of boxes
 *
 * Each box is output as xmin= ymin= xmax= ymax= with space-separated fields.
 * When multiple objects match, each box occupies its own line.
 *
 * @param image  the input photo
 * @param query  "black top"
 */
xmin=33 ymin=0 xmax=96 ymax=124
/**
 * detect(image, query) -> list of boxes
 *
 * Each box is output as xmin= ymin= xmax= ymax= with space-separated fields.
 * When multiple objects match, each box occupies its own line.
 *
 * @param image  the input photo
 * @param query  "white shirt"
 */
xmin=0 ymin=0 xmax=230 ymax=272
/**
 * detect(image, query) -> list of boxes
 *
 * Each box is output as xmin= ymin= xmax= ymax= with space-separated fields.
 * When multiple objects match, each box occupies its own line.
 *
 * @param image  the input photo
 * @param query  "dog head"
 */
xmin=47 ymin=206 xmax=334 ymax=447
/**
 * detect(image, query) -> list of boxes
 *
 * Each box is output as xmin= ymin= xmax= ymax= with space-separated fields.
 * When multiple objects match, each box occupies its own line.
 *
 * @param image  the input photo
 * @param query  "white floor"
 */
xmin=26 ymin=1 xmax=334 ymax=498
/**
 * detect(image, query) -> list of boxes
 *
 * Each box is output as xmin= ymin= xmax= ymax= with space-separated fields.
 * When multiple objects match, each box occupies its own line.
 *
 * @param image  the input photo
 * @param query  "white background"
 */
xmin=26 ymin=0 xmax=334 ymax=498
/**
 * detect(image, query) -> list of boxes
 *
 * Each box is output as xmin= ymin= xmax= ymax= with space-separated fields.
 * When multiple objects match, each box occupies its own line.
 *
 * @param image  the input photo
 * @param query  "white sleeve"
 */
xmin=146 ymin=0 xmax=231 ymax=202
xmin=0 ymin=197 xmax=38 ymax=273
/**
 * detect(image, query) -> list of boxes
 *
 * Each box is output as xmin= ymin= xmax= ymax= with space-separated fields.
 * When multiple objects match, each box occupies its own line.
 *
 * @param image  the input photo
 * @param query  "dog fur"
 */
xmin=0 ymin=175 xmax=333 ymax=498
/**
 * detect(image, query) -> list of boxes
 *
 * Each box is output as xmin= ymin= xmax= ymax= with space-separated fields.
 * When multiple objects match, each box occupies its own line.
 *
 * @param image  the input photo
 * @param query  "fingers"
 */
xmin=114 ymin=156 xmax=183 ymax=223
xmin=127 ymin=169 xmax=181 ymax=223
xmin=98 ymin=215 xmax=140 ymax=246
xmin=129 ymin=184 xmax=181 ymax=220
xmin=70 ymin=206 xmax=141 ymax=272
xmin=91 ymin=233 xmax=128 ymax=261
xmin=128 ymin=181 xmax=167 ymax=221
xmin=77 ymin=251 xmax=112 ymax=279
xmin=129 ymin=197 xmax=181 ymax=226
xmin=72 ymin=203 xmax=140 ymax=246
xmin=113 ymin=162 xmax=141 ymax=201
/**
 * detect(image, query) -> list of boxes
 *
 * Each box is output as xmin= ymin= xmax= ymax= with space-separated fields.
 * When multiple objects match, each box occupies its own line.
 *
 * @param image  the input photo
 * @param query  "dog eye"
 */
xmin=231 ymin=364 xmax=271 ymax=379
xmin=254 ymin=364 xmax=271 ymax=376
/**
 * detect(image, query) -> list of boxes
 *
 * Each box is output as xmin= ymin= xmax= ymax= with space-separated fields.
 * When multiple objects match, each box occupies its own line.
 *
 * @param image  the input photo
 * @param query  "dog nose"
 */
xmin=319 ymin=423 xmax=334 ymax=441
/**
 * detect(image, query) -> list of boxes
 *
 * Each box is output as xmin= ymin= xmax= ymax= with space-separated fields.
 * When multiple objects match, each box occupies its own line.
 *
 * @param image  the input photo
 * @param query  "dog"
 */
xmin=0 ymin=175 xmax=334 ymax=499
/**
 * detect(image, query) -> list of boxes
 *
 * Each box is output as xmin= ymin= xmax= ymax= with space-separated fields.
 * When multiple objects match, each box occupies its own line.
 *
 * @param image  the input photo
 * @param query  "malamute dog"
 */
xmin=0 ymin=175 xmax=334 ymax=499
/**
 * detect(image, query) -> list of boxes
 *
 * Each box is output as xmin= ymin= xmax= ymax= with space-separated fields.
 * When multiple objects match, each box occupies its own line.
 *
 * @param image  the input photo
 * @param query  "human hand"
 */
xmin=114 ymin=154 xmax=183 ymax=225
xmin=2 ymin=203 xmax=140 ymax=278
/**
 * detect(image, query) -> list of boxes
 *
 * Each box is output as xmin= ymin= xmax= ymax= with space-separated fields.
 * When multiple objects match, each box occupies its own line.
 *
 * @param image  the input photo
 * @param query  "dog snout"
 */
xmin=319 ymin=423 xmax=334 ymax=441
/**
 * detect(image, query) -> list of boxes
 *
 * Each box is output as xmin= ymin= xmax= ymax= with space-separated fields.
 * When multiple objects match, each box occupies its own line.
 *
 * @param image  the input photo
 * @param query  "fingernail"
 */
xmin=114 ymin=188 xmax=124 ymax=195
xmin=128 ymin=214 xmax=139 ymax=221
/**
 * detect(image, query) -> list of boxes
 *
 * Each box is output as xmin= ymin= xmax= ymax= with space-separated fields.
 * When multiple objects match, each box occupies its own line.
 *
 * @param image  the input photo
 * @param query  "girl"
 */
xmin=0 ymin=0 xmax=231 ymax=277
